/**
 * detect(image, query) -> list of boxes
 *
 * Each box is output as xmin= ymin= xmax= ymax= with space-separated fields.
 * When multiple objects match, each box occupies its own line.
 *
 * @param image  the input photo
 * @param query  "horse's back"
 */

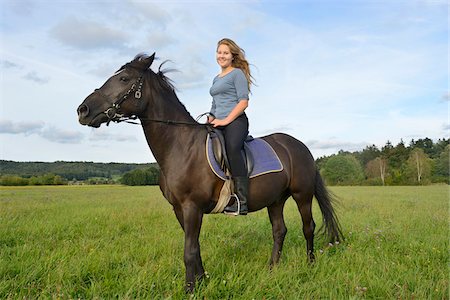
xmin=260 ymin=132 xmax=315 ymax=162
xmin=260 ymin=133 xmax=317 ymax=189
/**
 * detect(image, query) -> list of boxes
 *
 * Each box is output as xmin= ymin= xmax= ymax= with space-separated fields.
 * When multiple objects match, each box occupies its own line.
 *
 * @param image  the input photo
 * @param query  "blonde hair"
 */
xmin=217 ymin=38 xmax=255 ymax=92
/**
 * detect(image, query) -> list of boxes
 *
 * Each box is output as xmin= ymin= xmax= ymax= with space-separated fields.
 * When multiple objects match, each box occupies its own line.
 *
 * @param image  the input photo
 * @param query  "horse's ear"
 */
xmin=142 ymin=52 xmax=156 ymax=70
xmin=133 ymin=52 xmax=155 ymax=70
xmin=143 ymin=52 xmax=155 ymax=69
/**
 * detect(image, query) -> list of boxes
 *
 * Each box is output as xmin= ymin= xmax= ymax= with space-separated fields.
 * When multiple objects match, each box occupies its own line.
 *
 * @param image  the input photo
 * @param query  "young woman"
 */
xmin=208 ymin=38 xmax=254 ymax=215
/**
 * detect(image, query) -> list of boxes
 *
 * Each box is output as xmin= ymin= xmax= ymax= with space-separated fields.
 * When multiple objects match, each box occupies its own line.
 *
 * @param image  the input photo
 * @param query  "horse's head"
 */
xmin=77 ymin=53 xmax=155 ymax=128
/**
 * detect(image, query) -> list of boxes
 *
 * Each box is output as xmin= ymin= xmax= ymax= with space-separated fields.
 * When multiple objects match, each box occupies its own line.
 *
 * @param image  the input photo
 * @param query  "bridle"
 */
xmin=93 ymin=70 xmax=212 ymax=128
xmin=94 ymin=75 xmax=144 ymax=126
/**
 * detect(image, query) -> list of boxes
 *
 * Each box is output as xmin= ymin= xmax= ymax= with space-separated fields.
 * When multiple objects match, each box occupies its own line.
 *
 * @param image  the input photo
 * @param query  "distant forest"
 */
xmin=316 ymin=138 xmax=449 ymax=185
xmin=1 ymin=137 xmax=448 ymax=186
xmin=0 ymin=161 xmax=159 ymax=185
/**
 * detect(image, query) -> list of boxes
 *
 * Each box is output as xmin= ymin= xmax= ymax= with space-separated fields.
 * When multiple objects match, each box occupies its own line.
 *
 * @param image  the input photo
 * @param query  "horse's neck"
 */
xmin=140 ymin=91 xmax=203 ymax=173
xmin=150 ymin=87 xmax=195 ymax=122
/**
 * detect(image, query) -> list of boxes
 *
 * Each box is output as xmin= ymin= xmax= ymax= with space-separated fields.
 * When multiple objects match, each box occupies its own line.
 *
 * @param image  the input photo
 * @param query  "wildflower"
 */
xmin=355 ymin=286 xmax=368 ymax=294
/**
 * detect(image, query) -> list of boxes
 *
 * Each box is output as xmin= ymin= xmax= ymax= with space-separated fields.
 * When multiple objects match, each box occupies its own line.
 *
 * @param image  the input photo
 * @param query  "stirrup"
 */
xmin=223 ymin=194 xmax=240 ymax=216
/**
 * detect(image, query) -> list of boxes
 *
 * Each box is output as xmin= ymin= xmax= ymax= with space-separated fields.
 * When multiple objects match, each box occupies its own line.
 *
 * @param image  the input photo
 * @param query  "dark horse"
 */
xmin=77 ymin=53 xmax=343 ymax=292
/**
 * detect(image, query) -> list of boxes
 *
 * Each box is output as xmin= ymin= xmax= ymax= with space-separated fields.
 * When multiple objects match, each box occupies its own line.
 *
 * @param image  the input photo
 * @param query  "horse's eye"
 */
xmin=120 ymin=77 xmax=129 ymax=83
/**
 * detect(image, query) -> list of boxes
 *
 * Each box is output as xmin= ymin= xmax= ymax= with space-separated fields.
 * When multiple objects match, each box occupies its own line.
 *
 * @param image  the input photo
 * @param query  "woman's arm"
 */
xmin=210 ymin=100 xmax=248 ymax=127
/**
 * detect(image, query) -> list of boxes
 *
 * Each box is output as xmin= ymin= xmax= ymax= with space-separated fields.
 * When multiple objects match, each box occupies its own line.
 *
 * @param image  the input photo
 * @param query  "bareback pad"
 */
xmin=206 ymin=131 xmax=283 ymax=180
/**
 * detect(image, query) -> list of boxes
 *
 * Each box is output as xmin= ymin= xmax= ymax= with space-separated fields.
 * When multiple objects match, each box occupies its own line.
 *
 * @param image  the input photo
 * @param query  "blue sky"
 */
xmin=0 ymin=0 xmax=448 ymax=163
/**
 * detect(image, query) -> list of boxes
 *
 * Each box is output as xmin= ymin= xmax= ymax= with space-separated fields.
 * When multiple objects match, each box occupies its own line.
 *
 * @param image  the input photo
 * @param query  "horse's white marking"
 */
xmin=113 ymin=69 xmax=125 ymax=76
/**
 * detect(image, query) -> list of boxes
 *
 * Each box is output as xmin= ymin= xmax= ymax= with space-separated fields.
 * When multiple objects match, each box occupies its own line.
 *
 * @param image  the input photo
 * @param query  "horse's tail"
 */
xmin=314 ymin=169 xmax=343 ymax=243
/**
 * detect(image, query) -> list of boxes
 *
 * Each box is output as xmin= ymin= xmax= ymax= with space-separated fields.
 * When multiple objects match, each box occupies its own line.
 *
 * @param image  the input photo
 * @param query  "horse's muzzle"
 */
xmin=77 ymin=104 xmax=90 ymax=119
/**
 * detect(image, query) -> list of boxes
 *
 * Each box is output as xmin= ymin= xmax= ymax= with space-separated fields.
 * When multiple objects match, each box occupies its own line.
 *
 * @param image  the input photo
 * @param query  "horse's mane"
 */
xmin=131 ymin=53 xmax=193 ymax=119
xmin=155 ymin=60 xmax=177 ymax=91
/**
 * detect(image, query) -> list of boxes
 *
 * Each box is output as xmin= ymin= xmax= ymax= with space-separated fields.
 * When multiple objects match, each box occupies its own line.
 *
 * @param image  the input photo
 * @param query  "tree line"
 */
xmin=1 ymin=137 xmax=447 ymax=186
xmin=0 ymin=161 xmax=159 ymax=186
xmin=0 ymin=174 xmax=67 ymax=186
xmin=120 ymin=167 xmax=160 ymax=185
xmin=0 ymin=160 xmax=158 ymax=181
xmin=317 ymin=138 xmax=449 ymax=185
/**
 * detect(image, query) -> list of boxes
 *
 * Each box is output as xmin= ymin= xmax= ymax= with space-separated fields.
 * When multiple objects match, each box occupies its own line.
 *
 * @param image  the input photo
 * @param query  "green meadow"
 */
xmin=0 ymin=185 xmax=448 ymax=299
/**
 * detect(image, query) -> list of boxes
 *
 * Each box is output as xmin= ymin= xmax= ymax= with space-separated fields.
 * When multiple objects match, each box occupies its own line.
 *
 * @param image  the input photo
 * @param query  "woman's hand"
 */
xmin=210 ymin=118 xmax=230 ymax=127
xmin=209 ymin=100 xmax=248 ymax=127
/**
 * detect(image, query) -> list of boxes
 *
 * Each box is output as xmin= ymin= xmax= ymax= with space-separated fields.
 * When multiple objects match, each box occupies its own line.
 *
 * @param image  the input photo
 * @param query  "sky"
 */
xmin=0 ymin=0 xmax=448 ymax=163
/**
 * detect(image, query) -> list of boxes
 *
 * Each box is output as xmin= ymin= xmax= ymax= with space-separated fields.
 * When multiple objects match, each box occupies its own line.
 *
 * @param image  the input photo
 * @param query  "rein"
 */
xmin=113 ymin=115 xmax=212 ymax=127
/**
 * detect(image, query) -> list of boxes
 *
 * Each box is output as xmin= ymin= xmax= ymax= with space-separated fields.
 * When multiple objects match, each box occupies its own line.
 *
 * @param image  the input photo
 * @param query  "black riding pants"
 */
xmin=217 ymin=114 xmax=249 ymax=177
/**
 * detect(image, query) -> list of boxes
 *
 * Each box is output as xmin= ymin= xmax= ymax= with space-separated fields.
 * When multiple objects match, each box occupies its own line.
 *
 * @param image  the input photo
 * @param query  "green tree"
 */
xmin=0 ymin=175 xmax=29 ymax=186
xmin=389 ymin=140 xmax=410 ymax=170
xmin=382 ymin=140 xmax=410 ymax=185
xmin=321 ymin=155 xmax=364 ymax=185
xmin=121 ymin=167 xmax=160 ymax=186
xmin=356 ymin=144 xmax=381 ymax=168
xmin=365 ymin=157 xmax=387 ymax=185
xmin=433 ymin=145 xmax=449 ymax=183
xmin=148 ymin=167 xmax=160 ymax=185
xmin=405 ymin=148 xmax=433 ymax=185
xmin=432 ymin=139 xmax=450 ymax=159
xmin=410 ymin=138 xmax=435 ymax=157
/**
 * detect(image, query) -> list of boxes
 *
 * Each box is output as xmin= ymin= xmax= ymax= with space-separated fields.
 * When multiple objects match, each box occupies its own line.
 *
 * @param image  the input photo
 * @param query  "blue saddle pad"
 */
xmin=206 ymin=134 xmax=284 ymax=180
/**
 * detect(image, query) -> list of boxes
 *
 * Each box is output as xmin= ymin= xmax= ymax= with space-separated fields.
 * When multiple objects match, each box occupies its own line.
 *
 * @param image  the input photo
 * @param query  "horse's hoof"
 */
xmin=185 ymin=282 xmax=195 ymax=294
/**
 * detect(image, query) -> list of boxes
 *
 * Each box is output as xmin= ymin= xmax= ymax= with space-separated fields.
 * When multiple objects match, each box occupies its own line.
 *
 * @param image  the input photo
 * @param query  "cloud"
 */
xmin=89 ymin=130 xmax=137 ymax=142
xmin=50 ymin=16 xmax=130 ymax=50
xmin=0 ymin=60 xmax=22 ymax=69
xmin=0 ymin=120 xmax=83 ymax=143
xmin=129 ymin=1 xmax=171 ymax=27
xmin=306 ymin=139 xmax=368 ymax=151
xmin=0 ymin=120 xmax=139 ymax=144
xmin=442 ymin=92 xmax=450 ymax=102
xmin=171 ymin=59 xmax=210 ymax=90
xmin=88 ymin=62 xmax=121 ymax=78
xmin=6 ymin=0 xmax=35 ymax=15
xmin=23 ymin=71 xmax=50 ymax=84
xmin=0 ymin=120 xmax=44 ymax=135
xmin=40 ymin=127 xmax=84 ymax=144
xmin=253 ymin=125 xmax=295 ymax=136
xmin=146 ymin=31 xmax=177 ymax=50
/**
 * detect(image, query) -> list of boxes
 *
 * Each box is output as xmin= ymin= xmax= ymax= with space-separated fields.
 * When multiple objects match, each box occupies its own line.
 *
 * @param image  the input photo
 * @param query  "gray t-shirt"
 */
xmin=209 ymin=68 xmax=249 ymax=119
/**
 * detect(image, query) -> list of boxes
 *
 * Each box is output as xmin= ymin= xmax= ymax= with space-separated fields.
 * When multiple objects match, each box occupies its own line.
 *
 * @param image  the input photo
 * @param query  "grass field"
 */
xmin=0 ymin=185 xmax=448 ymax=299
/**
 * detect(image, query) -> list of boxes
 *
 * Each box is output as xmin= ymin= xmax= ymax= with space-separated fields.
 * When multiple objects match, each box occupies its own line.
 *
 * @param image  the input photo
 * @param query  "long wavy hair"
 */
xmin=217 ymin=38 xmax=255 ymax=92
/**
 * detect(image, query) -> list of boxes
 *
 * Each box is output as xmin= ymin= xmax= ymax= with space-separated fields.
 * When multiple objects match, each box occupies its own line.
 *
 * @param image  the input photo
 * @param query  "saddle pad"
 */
xmin=206 ymin=134 xmax=283 ymax=180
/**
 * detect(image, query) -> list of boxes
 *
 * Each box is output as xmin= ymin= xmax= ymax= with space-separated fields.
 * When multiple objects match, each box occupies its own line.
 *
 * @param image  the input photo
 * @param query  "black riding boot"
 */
xmin=224 ymin=176 xmax=249 ymax=215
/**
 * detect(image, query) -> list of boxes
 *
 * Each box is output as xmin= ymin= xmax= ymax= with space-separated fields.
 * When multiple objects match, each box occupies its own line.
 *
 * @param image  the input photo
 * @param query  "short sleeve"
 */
xmin=234 ymin=69 xmax=249 ymax=101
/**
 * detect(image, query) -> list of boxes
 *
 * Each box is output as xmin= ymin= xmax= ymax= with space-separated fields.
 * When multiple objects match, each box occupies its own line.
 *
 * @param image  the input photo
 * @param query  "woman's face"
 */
xmin=216 ymin=44 xmax=233 ymax=69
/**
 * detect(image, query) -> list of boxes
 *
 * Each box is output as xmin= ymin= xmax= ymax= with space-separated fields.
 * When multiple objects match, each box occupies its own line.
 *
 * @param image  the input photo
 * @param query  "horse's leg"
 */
xmin=267 ymin=199 xmax=288 ymax=266
xmin=161 ymin=173 xmax=185 ymax=231
xmin=182 ymin=203 xmax=205 ymax=293
xmin=174 ymin=205 xmax=184 ymax=231
xmin=293 ymin=192 xmax=316 ymax=263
